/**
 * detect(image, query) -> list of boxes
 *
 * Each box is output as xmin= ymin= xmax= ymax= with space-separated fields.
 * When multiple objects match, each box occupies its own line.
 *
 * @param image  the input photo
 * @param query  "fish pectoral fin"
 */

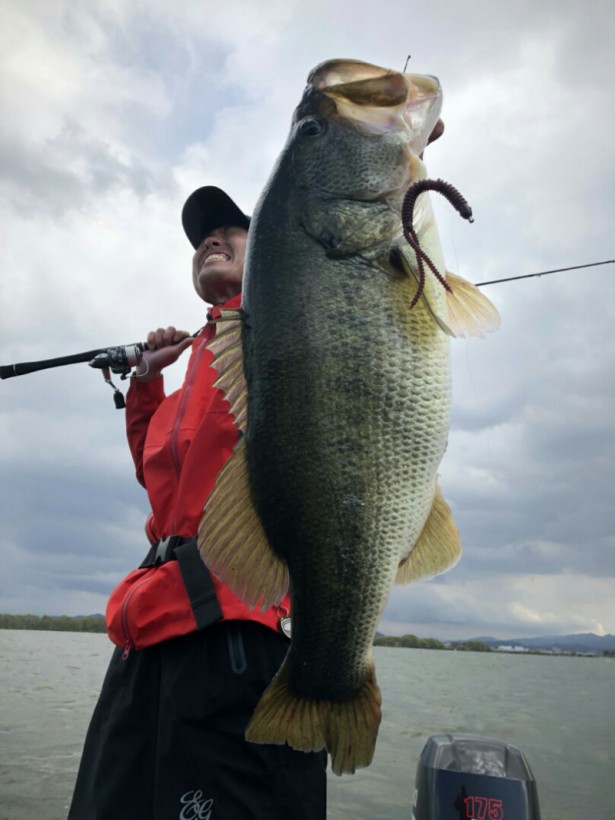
xmin=396 ymin=483 xmax=462 ymax=584
xmin=445 ymin=271 xmax=501 ymax=339
xmin=390 ymin=248 xmax=456 ymax=337
xmin=198 ymin=436 xmax=289 ymax=610
xmin=246 ymin=654 xmax=382 ymax=777
xmin=206 ymin=307 xmax=248 ymax=431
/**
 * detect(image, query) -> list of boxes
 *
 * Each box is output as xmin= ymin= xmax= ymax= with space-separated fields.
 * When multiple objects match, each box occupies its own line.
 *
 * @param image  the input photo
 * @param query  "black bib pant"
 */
xmin=68 ymin=621 xmax=327 ymax=819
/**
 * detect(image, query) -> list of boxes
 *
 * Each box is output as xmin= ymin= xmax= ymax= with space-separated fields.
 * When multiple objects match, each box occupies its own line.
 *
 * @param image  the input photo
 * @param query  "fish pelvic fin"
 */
xmin=396 ymin=483 xmax=462 ymax=584
xmin=445 ymin=271 xmax=501 ymax=339
xmin=206 ymin=307 xmax=248 ymax=431
xmin=198 ymin=436 xmax=289 ymax=610
xmin=245 ymin=655 xmax=383 ymax=777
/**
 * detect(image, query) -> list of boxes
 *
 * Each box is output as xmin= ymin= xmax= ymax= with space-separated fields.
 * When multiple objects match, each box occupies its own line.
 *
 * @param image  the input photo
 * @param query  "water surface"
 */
xmin=0 ymin=630 xmax=612 ymax=819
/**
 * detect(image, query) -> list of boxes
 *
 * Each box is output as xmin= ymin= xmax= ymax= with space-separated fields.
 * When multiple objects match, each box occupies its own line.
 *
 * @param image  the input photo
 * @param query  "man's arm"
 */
xmin=125 ymin=326 xmax=193 ymax=486
xmin=125 ymin=377 xmax=165 ymax=487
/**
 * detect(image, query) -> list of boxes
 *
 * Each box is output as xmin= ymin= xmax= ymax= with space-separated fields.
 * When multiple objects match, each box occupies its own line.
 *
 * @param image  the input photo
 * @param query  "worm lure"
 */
xmin=401 ymin=179 xmax=474 ymax=308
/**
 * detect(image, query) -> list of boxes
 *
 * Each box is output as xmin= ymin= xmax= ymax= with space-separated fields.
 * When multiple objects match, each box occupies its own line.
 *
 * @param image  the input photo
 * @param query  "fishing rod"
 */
xmin=474 ymin=259 xmax=614 ymax=287
xmin=0 ymin=342 xmax=149 ymax=408
xmin=0 ymin=342 xmax=146 ymax=380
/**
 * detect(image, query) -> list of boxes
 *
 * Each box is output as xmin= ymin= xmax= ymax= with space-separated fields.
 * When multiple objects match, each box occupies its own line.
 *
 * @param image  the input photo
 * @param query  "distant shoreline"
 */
xmin=373 ymin=634 xmax=608 ymax=657
xmin=0 ymin=613 xmax=106 ymax=633
xmin=1 ymin=614 xmax=611 ymax=657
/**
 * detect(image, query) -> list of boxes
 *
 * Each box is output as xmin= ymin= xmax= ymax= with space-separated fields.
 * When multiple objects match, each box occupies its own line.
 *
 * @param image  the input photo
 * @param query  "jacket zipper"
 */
xmin=169 ymin=336 xmax=208 ymax=532
xmin=120 ymin=575 xmax=155 ymax=659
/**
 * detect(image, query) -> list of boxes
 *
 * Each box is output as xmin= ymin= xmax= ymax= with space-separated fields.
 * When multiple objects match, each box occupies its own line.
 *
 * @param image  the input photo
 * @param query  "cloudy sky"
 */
xmin=1 ymin=0 xmax=613 ymax=640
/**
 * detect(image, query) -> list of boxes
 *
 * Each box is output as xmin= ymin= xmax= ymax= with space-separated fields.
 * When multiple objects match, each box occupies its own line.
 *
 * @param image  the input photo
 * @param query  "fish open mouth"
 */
xmin=306 ymin=58 xmax=442 ymax=153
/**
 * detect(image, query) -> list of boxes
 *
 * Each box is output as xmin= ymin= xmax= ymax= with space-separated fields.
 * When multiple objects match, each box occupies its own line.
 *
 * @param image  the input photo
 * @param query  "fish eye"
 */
xmin=299 ymin=117 xmax=326 ymax=137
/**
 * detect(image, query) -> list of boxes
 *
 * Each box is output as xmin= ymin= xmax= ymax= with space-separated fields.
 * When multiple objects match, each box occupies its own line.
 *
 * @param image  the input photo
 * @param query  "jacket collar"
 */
xmin=207 ymin=292 xmax=242 ymax=322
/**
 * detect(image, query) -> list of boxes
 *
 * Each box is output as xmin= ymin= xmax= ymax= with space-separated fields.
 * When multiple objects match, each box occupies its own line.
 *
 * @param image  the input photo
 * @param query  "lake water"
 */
xmin=0 ymin=630 xmax=613 ymax=819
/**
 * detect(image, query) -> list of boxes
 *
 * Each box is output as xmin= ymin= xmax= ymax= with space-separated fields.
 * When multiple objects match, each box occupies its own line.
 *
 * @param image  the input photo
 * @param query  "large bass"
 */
xmin=199 ymin=58 xmax=499 ymax=775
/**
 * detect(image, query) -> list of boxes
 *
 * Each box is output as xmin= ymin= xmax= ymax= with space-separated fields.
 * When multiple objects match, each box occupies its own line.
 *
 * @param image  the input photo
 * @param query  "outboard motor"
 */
xmin=412 ymin=733 xmax=541 ymax=819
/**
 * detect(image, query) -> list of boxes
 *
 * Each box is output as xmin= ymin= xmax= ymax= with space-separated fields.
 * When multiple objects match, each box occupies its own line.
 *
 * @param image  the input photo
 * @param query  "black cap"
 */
xmin=181 ymin=186 xmax=251 ymax=249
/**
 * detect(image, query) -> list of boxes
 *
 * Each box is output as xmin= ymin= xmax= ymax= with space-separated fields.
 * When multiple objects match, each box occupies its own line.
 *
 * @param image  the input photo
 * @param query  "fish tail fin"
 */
xmin=445 ymin=271 xmax=500 ymax=338
xmin=246 ymin=656 xmax=382 ymax=776
xmin=325 ymin=662 xmax=383 ymax=776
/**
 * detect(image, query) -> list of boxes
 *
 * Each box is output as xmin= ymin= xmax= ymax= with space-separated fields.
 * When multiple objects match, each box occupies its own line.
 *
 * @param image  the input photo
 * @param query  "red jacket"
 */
xmin=125 ymin=294 xmax=290 ymax=633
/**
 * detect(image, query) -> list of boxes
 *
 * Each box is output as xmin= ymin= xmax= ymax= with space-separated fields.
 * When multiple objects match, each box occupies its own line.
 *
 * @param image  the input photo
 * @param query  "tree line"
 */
xmin=373 ymin=633 xmax=492 ymax=652
xmin=3 ymin=618 xmax=609 ymax=655
xmin=0 ymin=613 xmax=107 ymax=633
xmin=1 ymin=617 xmax=497 ymax=649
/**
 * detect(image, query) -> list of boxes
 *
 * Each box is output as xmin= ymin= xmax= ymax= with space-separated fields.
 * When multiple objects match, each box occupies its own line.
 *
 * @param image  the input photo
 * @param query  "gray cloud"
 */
xmin=0 ymin=120 xmax=174 ymax=218
xmin=0 ymin=462 xmax=148 ymax=563
xmin=1 ymin=0 xmax=613 ymax=641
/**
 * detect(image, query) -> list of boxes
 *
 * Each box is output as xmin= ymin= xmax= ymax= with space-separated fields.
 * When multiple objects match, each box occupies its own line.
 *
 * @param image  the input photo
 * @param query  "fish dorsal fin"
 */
xmin=198 ymin=435 xmax=289 ymax=610
xmin=207 ymin=308 xmax=248 ymax=431
xmin=201 ymin=310 xmax=288 ymax=608
xmin=395 ymin=483 xmax=461 ymax=584
xmin=445 ymin=272 xmax=501 ymax=339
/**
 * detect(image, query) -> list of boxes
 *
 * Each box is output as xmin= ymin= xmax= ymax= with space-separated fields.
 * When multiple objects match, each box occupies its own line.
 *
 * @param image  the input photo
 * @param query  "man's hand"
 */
xmin=134 ymin=326 xmax=193 ymax=381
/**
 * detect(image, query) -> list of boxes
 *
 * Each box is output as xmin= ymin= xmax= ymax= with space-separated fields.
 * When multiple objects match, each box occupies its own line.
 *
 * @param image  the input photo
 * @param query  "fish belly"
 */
xmin=244 ymin=248 xmax=451 ymax=697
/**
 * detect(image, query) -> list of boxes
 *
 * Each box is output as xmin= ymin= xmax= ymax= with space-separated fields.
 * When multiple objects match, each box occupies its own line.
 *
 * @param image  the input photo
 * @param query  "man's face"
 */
xmin=192 ymin=225 xmax=248 ymax=305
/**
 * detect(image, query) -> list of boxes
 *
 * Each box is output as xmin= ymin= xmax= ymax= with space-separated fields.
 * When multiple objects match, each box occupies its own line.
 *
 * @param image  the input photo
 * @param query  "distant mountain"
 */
xmin=471 ymin=633 xmax=615 ymax=654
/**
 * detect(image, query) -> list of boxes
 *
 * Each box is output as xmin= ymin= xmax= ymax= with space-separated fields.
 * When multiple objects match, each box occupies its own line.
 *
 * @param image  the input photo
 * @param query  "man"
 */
xmin=68 ymin=186 xmax=327 ymax=820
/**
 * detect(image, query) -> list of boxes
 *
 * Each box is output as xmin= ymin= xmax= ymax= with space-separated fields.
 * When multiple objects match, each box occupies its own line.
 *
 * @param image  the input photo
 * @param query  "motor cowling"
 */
xmin=412 ymin=733 xmax=541 ymax=820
